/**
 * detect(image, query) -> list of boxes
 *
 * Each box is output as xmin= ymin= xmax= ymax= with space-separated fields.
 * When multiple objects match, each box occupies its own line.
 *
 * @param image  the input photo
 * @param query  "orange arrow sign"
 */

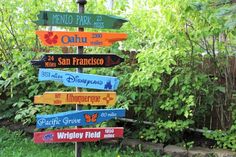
xmin=34 ymin=92 xmax=116 ymax=106
xmin=36 ymin=31 xmax=127 ymax=47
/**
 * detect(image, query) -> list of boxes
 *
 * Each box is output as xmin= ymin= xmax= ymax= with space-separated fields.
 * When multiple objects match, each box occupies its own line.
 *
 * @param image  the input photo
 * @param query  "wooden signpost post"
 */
xmin=34 ymin=127 xmax=124 ymax=143
xmin=34 ymin=92 xmax=116 ymax=106
xmin=34 ymin=11 xmax=127 ymax=29
xmin=32 ymin=1 xmax=128 ymax=156
xmin=36 ymin=108 xmax=126 ymax=128
xmin=31 ymin=54 xmax=124 ymax=68
xmin=38 ymin=68 xmax=119 ymax=90
xmin=36 ymin=31 xmax=127 ymax=47
xmin=76 ymin=1 xmax=85 ymax=155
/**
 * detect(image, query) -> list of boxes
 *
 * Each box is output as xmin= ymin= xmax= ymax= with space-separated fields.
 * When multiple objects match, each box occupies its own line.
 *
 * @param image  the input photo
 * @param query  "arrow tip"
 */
xmin=113 ymin=19 xmax=128 ymax=29
xmin=32 ymin=20 xmax=38 ymax=24
xmin=33 ymin=19 xmax=48 ymax=26
xmin=34 ymin=95 xmax=42 ymax=104
xmin=120 ymin=57 xmax=125 ymax=63
xmin=31 ymin=60 xmax=42 ymax=67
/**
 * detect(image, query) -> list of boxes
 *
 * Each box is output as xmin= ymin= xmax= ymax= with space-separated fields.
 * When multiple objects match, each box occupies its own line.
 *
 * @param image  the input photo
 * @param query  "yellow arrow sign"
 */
xmin=34 ymin=92 xmax=116 ymax=106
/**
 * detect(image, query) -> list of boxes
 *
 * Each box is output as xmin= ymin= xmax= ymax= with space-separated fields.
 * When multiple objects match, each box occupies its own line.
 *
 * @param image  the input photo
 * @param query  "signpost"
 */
xmin=34 ymin=92 xmax=116 ymax=106
xmin=36 ymin=31 xmax=127 ymax=47
xmin=38 ymin=68 xmax=119 ymax=90
xmin=34 ymin=127 xmax=124 ymax=143
xmin=32 ymin=1 xmax=128 ymax=156
xmin=34 ymin=11 xmax=127 ymax=29
xmin=76 ymin=1 xmax=85 ymax=156
xmin=36 ymin=108 xmax=126 ymax=128
xmin=31 ymin=54 xmax=124 ymax=68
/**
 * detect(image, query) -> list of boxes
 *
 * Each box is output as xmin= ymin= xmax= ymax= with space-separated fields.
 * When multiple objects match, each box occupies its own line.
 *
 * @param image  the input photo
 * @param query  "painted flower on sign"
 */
xmin=44 ymin=32 xmax=58 ymax=44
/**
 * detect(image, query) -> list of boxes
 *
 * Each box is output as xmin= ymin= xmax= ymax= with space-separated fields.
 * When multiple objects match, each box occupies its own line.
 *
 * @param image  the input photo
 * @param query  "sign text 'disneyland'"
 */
xmin=38 ymin=69 xmax=119 ymax=90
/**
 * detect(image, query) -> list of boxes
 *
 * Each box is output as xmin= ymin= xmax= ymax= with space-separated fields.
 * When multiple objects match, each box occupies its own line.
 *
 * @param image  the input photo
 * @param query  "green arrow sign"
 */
xmin=34 ymin=11 xmax=128 ymax=29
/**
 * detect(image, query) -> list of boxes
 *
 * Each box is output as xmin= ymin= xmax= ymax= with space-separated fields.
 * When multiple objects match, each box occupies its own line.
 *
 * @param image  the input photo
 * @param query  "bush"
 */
xmin=0 ymin=0 xmax=236 ymax=150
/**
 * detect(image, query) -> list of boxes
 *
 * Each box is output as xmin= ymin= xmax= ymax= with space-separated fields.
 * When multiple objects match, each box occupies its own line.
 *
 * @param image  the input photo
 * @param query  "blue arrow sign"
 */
xmin=38 ymin=68 xmax=119 ymax=90
xmin=36 ymin=108 xmax=126 ymax=128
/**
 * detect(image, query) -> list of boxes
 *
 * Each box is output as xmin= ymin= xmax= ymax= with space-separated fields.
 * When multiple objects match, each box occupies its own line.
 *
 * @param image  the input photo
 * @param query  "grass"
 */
xmin=0 ymin=127 xmax=162 ymax=157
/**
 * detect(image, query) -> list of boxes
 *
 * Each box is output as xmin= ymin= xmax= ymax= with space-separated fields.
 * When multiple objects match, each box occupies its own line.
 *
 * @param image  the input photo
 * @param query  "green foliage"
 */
xmin=0 ymin=0 xmax=79 ymax=123
xmin=110 ymin=0 xmax=217 ymax=143
xmin=101 ymin=0 xmax=235 ymax=148
xmin=203 ymin=108 xmax=236 ymax=151
xmin=0 ymin=50 xmax=71 ymax=124
xmin=203 ymin=129 xmax=236 ymax=151
xmin=183 ymin=141 xmax=194 ymax=150
xmin=0 ymin=0 xmax=236 ymax=150
xmin=0 ymin=127 xmax=160 ymax=157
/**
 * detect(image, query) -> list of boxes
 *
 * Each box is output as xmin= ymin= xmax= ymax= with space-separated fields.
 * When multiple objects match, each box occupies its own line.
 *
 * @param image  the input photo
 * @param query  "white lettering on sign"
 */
xmin=105 ymin=129 xmax=114 ymax=134
xmin=57 ymin=132 xmax=83 ymax=140
xmin=38 ymin=118 xmax=61 ymax=127
xmin=104 ymin=128 xmax=115 ymax=138
xmin=52 ymin=14 xmax=73 ymax=25
xmin=76 ymin=15 xmax=91 ymax=25
xmin=93 ymin=22 xmax=104 ymax=28
xmin=85 ymin=131 xmax=101 ymax=138
xmin=62 ymin=117 xmax=81 ymax=125
xmin=96 ymin=16 xmax=102 ymax=21
xmin=108 ymin=112 xmax=117 ymax=117
xmin=104 ymin=134 xmax=115 ymax=138
xmin=100 ymin=112 xmax=107 ymax=117
xmin=100 ymin=112 xmax=117 ymax=117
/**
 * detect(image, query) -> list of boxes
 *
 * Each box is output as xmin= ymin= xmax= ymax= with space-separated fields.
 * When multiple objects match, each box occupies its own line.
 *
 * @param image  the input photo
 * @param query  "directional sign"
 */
xmin=34 ymin=127 xmax=124 ymax=143
xmin=36 ymin=31 xmax=127 ymax=47
xmin=31 ymin=54 xmax=124 ymax=68
xmin=34 ymin=92 xmax=116 ymax=106
xmin=36 ymin=108 xmax=125 ymax=128
xmin=38 ymin=68 xmax=119 ymax=90
xmin=34 ymin=11 xmax=128 ymax=29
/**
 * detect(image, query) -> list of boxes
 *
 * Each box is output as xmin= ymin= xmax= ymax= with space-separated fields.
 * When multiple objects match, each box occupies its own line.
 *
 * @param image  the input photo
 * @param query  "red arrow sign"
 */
xmin=34 ymin=127 xmax=123 ymax=143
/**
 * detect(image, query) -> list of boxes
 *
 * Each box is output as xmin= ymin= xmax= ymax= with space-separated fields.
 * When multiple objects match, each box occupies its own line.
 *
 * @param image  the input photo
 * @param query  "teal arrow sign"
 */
xmin=34 ymin=11 xmax=128 ymax=29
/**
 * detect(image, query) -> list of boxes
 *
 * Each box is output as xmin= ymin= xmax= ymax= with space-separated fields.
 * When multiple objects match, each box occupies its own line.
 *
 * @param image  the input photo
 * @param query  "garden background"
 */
xmin=0 ymin=0 xmax=236 ymax=156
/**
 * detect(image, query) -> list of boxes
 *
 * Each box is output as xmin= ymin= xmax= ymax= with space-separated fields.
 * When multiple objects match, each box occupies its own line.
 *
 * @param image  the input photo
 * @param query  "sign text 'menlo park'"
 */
xmin=34 ymin=11 xmax=127 ymax=29
xmin=36 ymin=31 xmax=127 ymax=47
xmin=31 ymin=54 xmax=124 ymax=68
